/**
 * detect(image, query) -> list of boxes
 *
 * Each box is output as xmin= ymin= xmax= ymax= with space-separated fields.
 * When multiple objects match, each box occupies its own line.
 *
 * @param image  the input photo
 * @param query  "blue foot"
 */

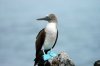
xmin=48 ymin=51 xmax=57 ymax=57
xmin=43 ymin=51 xmax=57 ymax=61
xmin=43 ymin=54 xmax=51 ymax=61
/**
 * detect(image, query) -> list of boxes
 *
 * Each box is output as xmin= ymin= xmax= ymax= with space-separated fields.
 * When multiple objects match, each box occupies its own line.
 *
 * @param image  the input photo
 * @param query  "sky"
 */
xmin=0 ymin=0 xmax=100 ymax=66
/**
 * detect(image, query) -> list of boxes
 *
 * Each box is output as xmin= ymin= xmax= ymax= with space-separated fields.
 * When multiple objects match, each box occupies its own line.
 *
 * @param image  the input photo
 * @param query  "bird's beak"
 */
xmin=36 ymin=16 xmax=50 ymax=21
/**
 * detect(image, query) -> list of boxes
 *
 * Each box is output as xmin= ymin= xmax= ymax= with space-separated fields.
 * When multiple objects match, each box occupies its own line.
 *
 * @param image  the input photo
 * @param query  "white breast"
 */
xmin=44 ymin=23 xmax=57 ymax=50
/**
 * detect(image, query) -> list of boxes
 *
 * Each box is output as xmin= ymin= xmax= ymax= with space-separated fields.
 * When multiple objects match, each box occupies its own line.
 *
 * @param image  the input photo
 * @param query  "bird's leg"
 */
xmin=43 ymin=49 xmax=52 ymax=61
xmin=43 ymin=49 xmax=45 ymax=54
xmin=44 ymin=49 xmax=51 ymax=54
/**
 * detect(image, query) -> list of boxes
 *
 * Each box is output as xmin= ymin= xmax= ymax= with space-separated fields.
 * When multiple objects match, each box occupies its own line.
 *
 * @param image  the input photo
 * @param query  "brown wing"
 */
xmin=35 ymin=28 xmax=46 ymax=55
xmin=52 ymin=29 xmax=58 ymax=49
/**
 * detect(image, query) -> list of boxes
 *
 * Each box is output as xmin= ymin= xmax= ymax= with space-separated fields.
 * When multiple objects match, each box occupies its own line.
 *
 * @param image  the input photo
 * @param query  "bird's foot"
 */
xmin=43 ymin=51 xmax=57 ymax=61
xmin=43 ymin=54 xmax=51 ymax=61
xmin=48 ymin=51 xmax=57 ymax=57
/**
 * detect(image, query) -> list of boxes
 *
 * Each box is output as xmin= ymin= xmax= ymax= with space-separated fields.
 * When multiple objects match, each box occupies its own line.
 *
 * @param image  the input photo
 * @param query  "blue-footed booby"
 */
xmin=34 ymin=14 xmax=58 ymax=66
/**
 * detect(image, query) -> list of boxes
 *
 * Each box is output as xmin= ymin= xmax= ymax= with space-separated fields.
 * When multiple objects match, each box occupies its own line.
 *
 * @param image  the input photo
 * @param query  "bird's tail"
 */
xmin=34 ymin=50 xmax=44 ymax=66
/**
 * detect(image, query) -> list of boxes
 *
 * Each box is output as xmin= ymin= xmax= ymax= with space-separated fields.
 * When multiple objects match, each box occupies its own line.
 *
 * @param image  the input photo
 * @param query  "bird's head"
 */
xmin=37 ymin=14 xmax=57 ymax=23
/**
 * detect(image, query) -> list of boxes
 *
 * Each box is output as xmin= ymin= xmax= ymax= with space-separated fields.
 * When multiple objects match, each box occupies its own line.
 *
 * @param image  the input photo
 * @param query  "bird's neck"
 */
xmin=45 ymin=22 xmax=57 ymax=32
xmin=46 ymin=22 xmax=57 ymax=28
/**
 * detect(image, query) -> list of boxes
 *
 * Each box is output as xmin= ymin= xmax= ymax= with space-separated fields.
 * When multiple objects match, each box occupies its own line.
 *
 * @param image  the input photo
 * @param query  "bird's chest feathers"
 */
xmin=45 ymin=23 xmax=57 ymax=39
xmin=44 ymin=23 xmax=57 ymax=49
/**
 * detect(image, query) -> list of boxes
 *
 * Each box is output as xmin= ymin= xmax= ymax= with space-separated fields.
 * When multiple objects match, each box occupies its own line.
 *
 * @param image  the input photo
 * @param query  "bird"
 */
xmin=34 ymin=14 xmax=58 ymax=66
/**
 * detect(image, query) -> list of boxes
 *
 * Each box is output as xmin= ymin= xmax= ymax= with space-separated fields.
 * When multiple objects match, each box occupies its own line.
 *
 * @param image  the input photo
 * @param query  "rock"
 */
xmin=94 ymin=60 xmax=100 ymax=66
xmin=35 ymin=51 xmax=75 ymax=66
xmin=50 ymin=52 xmax=75 ymax=66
